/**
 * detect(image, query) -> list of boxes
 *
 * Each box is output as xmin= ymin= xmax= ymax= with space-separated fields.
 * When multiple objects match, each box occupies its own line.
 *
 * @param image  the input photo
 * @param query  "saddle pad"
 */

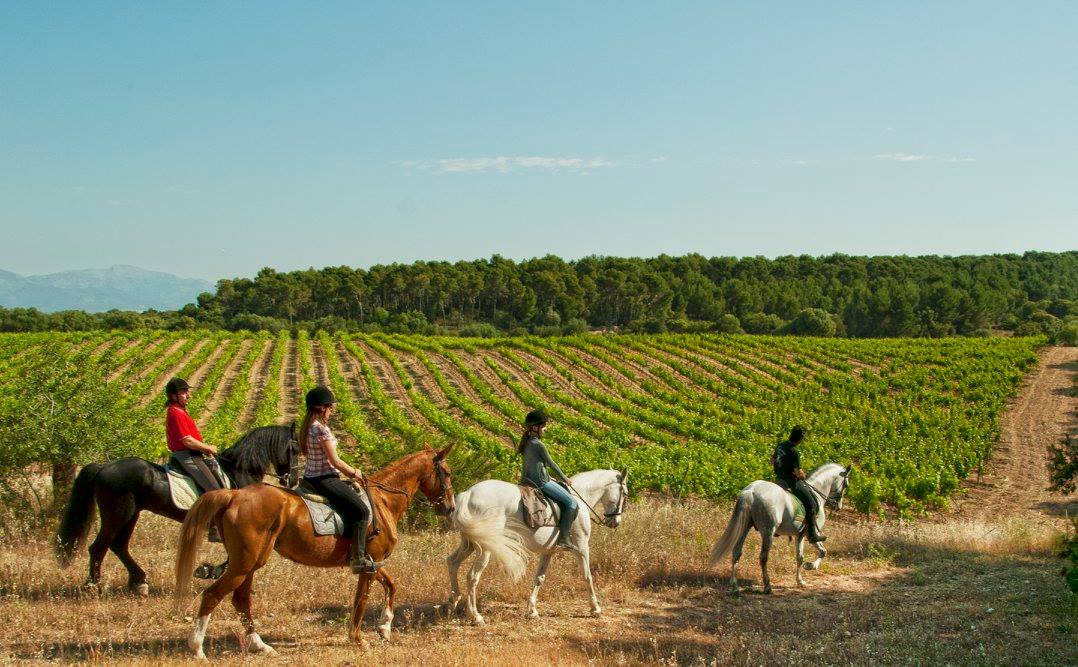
xmin=295 ymin=486 xmax=374 ymax=537
xmin=166 ymin=466 xmax=231 ymax=511
xmin=788 ymin=493 xmax=823 ymax=533
xmin=519 ymin=485 xmax=558 ymax=529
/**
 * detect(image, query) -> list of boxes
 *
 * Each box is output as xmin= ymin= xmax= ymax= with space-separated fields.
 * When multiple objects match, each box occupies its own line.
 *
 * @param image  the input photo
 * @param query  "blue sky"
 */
xmin=2 ymin=2 xmax=1076 ymax=281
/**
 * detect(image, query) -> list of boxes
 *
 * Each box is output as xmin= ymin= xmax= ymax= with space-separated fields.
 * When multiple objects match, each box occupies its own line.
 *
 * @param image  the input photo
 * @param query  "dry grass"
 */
xmin=1 ymin=497 xmax=1074 ymax=665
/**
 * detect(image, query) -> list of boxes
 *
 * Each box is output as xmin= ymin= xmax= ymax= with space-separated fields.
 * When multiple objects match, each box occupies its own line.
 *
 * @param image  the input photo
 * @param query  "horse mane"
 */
xmin=807 ymin=462 xmax=845 ymax=483
xmin=371 ymin=448 xmax=433 ymax=483
xmin=218 ymin=424 xmax=294 ymax=473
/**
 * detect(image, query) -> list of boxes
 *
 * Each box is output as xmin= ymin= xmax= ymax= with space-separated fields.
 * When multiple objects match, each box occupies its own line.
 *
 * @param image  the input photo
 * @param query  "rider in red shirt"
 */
xmin=165 ymin=378 xmax=225 ymax=493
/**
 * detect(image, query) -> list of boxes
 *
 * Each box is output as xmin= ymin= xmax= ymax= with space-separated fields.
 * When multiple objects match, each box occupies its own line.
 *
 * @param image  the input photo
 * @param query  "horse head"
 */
xmin=420 ymin=443 xmax=456 ymax=515
xmin=603 ymin=467 xmax=630 ymax=528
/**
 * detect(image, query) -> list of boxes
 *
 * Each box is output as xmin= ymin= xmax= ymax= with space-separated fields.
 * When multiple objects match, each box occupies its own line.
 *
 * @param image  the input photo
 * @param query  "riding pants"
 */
xmin=539 ymin=480 xmax=578 ymax=542
xmin=792 ymin=480 xmax=820 ymax=529
xmin=171 ymin=450 xmax=225 ymax=494
xmin=306 ymin=474 xmax=371 ymax=559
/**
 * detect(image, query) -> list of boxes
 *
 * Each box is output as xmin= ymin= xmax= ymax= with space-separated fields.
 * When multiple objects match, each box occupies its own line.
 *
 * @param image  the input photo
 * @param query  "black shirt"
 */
xmin=773 ymin=439 xmax=801 ymax=487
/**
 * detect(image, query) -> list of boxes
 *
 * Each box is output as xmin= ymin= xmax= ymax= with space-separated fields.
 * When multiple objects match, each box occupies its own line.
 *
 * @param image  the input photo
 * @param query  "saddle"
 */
xmin=519 ymin=484 xmax=559 ymax=529
xmin=783 ymin=489 xmax=823 ymax=534
xmin=164 ymin=464 xmax=231 ymax=511
xmin=287 ymin=480 xmax=378 ymax=538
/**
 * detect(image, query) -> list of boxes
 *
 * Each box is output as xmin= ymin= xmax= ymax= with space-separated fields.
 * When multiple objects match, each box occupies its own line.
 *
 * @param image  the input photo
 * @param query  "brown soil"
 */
xmin=455 ymin=350 xmax=529 ymax=411
xmin=555 ymin=344 xmax=646 ymax=394
xmin=106 ymin=337 xmax=164 ymax=381
xmin=950 ymin=345 xmax=1078 ymax=522
xmin=426 ymin=352 xmax=520 ymax=432
xmin=278 ymin=337 xmax=299 ymax=424
xmin=199 ymin=339 xmax=255 ymax=422
xmin=136 ymin=340 xmax=207 ymax=407
xmin=237 ymin=338 xmax=275 ymax=430
xmin=351 ymin=340 xmax=432 ymax=429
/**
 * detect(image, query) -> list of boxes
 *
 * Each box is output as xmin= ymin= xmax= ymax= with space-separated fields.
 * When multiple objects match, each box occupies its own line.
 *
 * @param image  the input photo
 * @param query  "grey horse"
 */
xmin=709 ymin=463 xmax=852 ymax=594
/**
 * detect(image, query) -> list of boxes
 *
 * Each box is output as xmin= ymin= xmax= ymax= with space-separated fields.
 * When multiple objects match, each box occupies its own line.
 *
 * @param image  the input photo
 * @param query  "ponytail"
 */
xmin=298 ymin=407 xmax=321 ymax=457
xmin=517 ymin=425 xmax=540 ymax=455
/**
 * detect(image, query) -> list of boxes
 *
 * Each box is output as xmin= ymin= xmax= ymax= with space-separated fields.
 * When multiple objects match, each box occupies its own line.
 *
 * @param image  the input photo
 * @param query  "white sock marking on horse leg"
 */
xmin=188 ymin=615 xmax=210 ymax=659
xmin=246 ymin=632 xmax=276 ymax=655
xmin=377 ymin=606 xmax=393 ymax=640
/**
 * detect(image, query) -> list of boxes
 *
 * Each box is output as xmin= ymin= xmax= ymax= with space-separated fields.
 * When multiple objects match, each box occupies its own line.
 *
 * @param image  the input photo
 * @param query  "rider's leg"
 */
xmin=794 ymin=481 xmax=826 ymax=543
xmin=540 ymin=482 xmax=578 ymax=548
xmin=316 ymin=476 xmax=375 ymax=572
xmin=175 ymin=451 xmax=223 ymax=493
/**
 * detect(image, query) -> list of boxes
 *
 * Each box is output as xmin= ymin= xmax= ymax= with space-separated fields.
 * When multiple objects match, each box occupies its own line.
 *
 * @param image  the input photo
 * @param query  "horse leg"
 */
xmin=375 ymin=570 xmax=396 ymax=641
xmin=86 ymin=515 xmax=119 ymax=589
xmin=525 ymin=552 xmax=552 ymax=619
xmin=576 ymin=546 xmax=602 ymax=617
xmin=729 ymin=522 xmax=752 ymax=595
xmin=806 ymin=540 xmax=827 ymax=571
xmin=795 ymin=535 xmax=807 ymax=587
xmin=349 ymin=573 xmax=374 ymax=645
xmin=444 ymin=536 xmax=474 ymax=614
xmin=760 ymin=529 xmax=775 ymax=594
xmin=189 ymin=555 xmax=259 ymax=658
xmin=109 ymin=512 xmax=148 ymax=596
xmin=231 ymin=574 xmax=276 ymax=655
xmin=464 ymin=550 xmax=491 ymax=625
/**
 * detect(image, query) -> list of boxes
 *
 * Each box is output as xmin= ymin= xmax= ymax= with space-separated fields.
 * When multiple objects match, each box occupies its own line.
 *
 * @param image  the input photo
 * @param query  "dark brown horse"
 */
xmin=174 ymin=445 xmax=455 ymax=658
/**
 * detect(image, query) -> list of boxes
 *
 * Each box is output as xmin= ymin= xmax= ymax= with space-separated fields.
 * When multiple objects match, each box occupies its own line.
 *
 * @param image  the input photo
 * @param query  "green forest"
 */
xmin=3 ymin=252 xmax=1077 ymax=340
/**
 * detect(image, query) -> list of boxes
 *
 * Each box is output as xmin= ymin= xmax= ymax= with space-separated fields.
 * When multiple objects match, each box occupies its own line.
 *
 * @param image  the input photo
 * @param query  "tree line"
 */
xmin=2 ymin=252 xmax=1076 ymax=340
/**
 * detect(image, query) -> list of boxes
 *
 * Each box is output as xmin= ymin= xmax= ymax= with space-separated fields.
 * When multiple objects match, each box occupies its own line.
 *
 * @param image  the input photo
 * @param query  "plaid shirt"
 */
xmin=303 ymin=421 xmax=340 ymax=478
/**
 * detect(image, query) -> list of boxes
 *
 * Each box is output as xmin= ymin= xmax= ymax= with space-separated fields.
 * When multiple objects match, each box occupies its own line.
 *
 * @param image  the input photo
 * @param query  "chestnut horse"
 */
xmin=174 ymin=445 xmax=455 ymax=658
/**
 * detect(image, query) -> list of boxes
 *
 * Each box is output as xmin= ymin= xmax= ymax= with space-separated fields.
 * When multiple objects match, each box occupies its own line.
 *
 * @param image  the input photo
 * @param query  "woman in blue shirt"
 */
xmin=518 ymin=409 xmax=578 ymax=550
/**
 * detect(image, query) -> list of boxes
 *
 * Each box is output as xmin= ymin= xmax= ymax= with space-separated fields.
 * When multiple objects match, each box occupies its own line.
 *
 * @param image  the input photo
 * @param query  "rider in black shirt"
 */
xmin=773 ymin=425 xmax=826 ymax=543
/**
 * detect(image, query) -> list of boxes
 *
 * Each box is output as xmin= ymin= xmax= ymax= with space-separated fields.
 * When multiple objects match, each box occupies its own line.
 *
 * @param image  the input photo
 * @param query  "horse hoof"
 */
xmin=471 ymin=615 xmax=485 ymax=626
xmin=763 ymin=586 xmax=773 ymax=595
xmin=526 ymin=610 xmax=539 ymax=620
xmin=377 ymin=626 xmax=391 ymax=641
xmin=590 ymin=608 xmax=603 ymax=618
xmin=193 ymin=564 xmax=212 ymax=580
xmin=133 ymin=583 xmax=149 ymax=598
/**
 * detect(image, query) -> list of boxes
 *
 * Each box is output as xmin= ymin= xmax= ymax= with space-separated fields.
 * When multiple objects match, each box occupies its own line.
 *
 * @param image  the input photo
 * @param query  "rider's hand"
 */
xmin=205 ymin=444 xmax=219 ymax=456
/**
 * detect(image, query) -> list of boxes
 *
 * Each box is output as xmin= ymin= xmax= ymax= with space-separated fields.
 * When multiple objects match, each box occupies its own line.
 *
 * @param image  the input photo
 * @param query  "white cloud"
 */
xmin=399 ymin=156 xmax=617 ymax=174
xmin=873 ymin=152 xmax=975 ymax=163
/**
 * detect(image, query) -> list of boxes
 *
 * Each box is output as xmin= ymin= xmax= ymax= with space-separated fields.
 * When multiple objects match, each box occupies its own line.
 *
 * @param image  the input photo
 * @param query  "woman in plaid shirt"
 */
xmin=300 ymin=385 xmax=376 ymax=573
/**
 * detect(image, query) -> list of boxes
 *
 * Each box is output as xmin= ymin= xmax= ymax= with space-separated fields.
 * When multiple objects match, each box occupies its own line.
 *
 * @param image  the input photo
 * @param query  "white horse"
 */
xmin=444 ymin=468 xmax=628 ymax=623
xmin=709 ymin=463 xmax=851 ymax=594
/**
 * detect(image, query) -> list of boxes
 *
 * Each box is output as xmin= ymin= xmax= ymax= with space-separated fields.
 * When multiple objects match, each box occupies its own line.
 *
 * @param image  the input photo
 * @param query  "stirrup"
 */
xmin=350 ymin=557 xmax=381 ymax=574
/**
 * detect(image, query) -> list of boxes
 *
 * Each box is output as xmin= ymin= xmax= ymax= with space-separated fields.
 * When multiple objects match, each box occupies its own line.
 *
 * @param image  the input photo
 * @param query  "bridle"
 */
xmin=805 ymin=474 xmax=849 ymax=509
xmin=428 ymin=455 xmax=454 ymax=513
xmin=571 ymin=474 xmax=627 ymax=528
xmin=277 ymin=438 xmax=303 ymax=488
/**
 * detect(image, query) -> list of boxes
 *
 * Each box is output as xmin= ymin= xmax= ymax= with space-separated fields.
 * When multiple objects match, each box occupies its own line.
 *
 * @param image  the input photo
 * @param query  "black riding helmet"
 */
xmin=305 ymin=385 xmax=336 ymax=409
xmin=165 ymin=377 xmax=191 ymax=395
xmin=789 ymin=425 xmax=806 ymax=443
xmin=524 ymin=409 xmax=549 ymax=427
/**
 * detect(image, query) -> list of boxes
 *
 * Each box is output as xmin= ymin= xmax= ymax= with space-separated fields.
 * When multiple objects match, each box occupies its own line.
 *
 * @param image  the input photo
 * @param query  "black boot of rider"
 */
xmin=349 ymin=523 xmax=377 ymax=574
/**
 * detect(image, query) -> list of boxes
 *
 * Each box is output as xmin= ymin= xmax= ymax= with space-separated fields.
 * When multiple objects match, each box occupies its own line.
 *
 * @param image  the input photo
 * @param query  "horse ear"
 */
xmin=437 ymin=442 xmax=456 ymax=460
xmin=619 ymin=467 xmax=629 ymax=481
xmin=290 ymin=421 xmax=296 ymax=439
xmin=843 ymin=465 xmax=853 ymax=477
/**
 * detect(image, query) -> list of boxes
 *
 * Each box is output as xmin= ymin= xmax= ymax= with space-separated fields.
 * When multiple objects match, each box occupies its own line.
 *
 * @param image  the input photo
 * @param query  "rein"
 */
xmin=568 ymin=479 xmax=625 ymax=528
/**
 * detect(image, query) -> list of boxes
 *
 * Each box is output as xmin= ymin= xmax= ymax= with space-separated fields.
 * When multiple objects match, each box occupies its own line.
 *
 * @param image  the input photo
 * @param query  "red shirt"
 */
xmin=166 ymin=405 xmax=203 ymax=452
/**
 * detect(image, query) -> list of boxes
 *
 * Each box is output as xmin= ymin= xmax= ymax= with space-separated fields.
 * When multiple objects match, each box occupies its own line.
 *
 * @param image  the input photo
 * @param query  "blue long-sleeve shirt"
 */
xmin=521 ymin=435 xmax=568 ymax=486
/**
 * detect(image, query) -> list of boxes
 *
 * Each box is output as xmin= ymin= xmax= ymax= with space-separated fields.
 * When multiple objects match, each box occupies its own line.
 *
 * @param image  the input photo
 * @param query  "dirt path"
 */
xmin=200 ymin=339 xmax=254 ymax=422
xmin=953 ymin=345 xmax=1078 ymax=522
xmin=237 ymin=338 xmax=275 ymax=429
xmin=278 ymin=336 xmax=299 ymax=424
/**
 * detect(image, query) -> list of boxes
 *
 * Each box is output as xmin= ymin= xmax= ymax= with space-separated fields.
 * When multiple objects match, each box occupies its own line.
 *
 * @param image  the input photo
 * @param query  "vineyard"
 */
xmin=0 ymin=331 xmax=1043 ymax=514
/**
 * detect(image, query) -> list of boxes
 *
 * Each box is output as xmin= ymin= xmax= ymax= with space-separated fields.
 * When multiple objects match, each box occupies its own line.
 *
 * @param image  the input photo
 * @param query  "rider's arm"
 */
xmin=537 ymin=440 xmax=570 ymax=484
xmin=319 ymin=430 xmax=363 ymax=481
xmin=180 ymin=435 xmax=218 ymax=456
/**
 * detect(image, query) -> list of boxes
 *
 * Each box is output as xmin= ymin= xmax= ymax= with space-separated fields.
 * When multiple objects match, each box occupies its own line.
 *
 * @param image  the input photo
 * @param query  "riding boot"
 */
xmin=805 ymin=504 xmax=826 ymax=543
xmin=349 ymin=522 xmax=376 ymax=573
xmin=555 ymin=503 xmax=578 ymax=550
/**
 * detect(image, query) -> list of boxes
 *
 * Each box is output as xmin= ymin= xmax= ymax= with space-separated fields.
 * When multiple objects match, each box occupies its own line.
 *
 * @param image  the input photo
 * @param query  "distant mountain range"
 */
xmin=0 ymin=265 xmax=214 ymax=313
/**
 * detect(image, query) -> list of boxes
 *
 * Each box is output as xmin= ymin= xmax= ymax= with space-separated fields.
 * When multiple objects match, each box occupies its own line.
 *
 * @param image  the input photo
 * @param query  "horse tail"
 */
xmin=709 ymin=489 xmax=752 ymax=568
xmin=174 ymin=489 xmax=236 ymax=605
xmin=449 ymin=500 xmax=529 ymax=583
xmin=56 ymin=463 xmax=104 ymax=567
